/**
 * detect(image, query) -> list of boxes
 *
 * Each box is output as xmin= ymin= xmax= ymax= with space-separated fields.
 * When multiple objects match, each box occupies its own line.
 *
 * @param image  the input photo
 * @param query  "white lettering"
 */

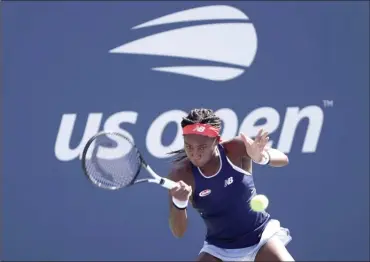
xmin=146 ymin=110 xmax=187 ymax=158
xmin=55 ymin=113 xmax=102 ymax=161
xmin=55 ymin=105 xmax=325 ymax=161
xmin=193 ymin=126 xmax=206 ymax=132
xmin=277 ymin=106 xmax=324 ymax=153
xmin=239 ymin=107 xmax=280 ymax=147
xmin=215 ymin=108 xmax=238 ymax=140
xmin=95 ymin=111 xmax=138 ymax=160
xmin=224 ymin=176 xmax=234 ymax=187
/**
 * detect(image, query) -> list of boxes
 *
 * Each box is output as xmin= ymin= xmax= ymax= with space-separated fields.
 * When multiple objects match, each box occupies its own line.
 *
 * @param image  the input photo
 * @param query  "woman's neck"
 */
xmin=199 ymin=148 xmax=221 ymax=176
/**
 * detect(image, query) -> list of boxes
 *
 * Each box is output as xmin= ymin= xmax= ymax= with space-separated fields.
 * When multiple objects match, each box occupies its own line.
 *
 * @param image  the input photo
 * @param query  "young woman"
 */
xmin=168 ymin=108 xmax=294 ymax=261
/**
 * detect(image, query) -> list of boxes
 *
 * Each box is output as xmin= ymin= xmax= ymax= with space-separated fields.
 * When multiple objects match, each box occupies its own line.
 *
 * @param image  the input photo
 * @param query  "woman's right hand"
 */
xmin=170 ymin=180 xmax=192 ymax=201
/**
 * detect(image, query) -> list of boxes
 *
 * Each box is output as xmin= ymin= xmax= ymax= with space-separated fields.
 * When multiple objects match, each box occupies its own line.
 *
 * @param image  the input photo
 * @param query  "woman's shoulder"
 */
xmin=168 ymin=157 xmax=193 ymax=183
xmin=221 ymin=135 xmax=249 ymax=159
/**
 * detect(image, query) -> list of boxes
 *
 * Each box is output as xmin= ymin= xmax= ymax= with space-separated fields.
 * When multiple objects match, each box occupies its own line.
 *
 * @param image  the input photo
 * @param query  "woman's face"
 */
xmin=183 ymin=134 xmax=218 ymax=167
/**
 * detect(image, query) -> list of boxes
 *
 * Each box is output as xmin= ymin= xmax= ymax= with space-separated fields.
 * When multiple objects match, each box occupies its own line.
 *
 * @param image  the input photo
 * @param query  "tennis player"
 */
xmin=168 ymin=108 xmax=294 ymax=261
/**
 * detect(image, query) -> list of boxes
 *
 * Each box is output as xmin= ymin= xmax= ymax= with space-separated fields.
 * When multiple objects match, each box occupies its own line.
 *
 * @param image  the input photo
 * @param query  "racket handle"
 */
xmin=159 ymin=178 xmax=177 ymax=190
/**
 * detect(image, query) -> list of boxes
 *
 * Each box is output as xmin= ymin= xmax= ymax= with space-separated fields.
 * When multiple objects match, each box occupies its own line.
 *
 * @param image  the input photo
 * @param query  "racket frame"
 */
xmin=81 ymin=131 xmax=177 ymax=190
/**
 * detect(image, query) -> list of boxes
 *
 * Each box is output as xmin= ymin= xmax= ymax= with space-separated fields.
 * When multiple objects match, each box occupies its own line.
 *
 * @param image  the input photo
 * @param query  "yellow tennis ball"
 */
xmin=250 ymin=194 xmax=269 ymax=212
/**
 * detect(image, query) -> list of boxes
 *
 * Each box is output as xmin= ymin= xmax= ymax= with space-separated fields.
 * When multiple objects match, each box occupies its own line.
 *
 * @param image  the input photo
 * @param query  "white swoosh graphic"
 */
xmin=111 ymin=5 xmax=258 ymax=81
xmin=133 ymin=5 xmax=249 ymax=29
xmin=152 ymin=66 xmax=244 ymax=81
xmin=110 ymin=23 xmax=257 ymax=67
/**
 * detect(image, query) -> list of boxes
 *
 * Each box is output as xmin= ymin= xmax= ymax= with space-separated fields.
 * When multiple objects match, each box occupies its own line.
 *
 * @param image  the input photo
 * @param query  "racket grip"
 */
xmin=160 ymin=178 xmax=177 ymax=190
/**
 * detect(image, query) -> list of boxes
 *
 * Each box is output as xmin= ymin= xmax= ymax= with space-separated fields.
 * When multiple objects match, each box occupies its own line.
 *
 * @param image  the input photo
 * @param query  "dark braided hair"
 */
xmin=168 ymin=108 xmax=222 ymax=162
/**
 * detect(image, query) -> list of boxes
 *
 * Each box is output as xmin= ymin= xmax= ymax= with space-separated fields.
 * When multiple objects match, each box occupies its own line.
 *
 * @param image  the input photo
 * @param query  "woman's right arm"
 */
xmin=167 ymin=167 xmax=193 ymax=238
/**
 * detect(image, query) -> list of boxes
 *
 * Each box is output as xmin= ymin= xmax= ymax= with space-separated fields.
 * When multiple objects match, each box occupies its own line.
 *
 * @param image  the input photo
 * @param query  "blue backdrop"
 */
xmin=2 ymin=1 xmax=369 ymax=261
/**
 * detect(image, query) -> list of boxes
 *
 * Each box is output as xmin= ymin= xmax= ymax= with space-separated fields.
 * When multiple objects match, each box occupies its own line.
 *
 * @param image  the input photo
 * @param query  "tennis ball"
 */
xmin=250 ymin=194 xmax=269 ymax=212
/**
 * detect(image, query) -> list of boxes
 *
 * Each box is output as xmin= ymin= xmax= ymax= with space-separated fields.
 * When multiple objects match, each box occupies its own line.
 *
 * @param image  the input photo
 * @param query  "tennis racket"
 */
xmin=81 ymin=131 xmax=177 ymax=190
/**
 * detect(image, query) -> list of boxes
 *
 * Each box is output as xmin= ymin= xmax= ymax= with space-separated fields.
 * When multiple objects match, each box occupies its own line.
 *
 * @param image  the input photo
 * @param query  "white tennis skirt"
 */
xmin=199 ymin=219 xmax=292 ymax=262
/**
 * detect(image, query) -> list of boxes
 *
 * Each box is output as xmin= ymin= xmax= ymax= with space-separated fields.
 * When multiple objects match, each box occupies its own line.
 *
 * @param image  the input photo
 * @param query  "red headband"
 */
xmin=182 ymin=123 xmax=220 ymax=138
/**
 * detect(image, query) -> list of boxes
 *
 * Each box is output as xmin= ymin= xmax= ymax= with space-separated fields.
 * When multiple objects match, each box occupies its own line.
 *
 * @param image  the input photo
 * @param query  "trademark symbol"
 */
xmin=323 ymin=100 xmax=334 ymax=108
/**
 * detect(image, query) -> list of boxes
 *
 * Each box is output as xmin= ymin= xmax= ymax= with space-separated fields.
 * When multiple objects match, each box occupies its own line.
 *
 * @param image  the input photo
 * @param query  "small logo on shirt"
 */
xmin=224 ymin=176 xmax=234 ymax=187
xmin=199 ymin=189 xmax=211 ymax=197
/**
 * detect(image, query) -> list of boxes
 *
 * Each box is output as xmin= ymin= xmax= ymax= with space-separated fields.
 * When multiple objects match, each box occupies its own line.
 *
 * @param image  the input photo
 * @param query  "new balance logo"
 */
xmin=193 ymin=126 xmax=205 ymax=132
xmin=224 ymin=177 xmax=234 ymax=187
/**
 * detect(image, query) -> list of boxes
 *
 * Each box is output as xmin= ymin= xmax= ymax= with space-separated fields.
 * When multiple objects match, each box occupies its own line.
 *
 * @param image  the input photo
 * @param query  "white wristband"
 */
xmin=253 ymin=151 xmax=270 ymax=165
xmin=172 ymin=197 xmax=188 ymax=209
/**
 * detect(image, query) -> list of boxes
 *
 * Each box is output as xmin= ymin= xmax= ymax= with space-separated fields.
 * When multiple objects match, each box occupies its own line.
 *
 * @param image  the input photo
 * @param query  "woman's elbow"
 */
xmin=282 ymin=155 xmax=289 ymax=166
xmin=276 ymin=154 xmax=289 ymax=167
xmin=268 ymin=149 xmax=289 ymax=167
xmin=272 ymin=155 xmax=289 ymax=167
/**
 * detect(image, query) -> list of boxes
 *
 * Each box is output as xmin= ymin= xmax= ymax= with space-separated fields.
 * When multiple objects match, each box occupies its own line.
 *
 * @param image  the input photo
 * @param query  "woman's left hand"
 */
xmin=240 ymin=129 xmax=269 ymax=162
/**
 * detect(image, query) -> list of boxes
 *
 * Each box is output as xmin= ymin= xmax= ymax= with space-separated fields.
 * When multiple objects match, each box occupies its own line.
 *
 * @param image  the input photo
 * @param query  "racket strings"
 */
xmin=84 ymin=134 xmax=141 ymax=190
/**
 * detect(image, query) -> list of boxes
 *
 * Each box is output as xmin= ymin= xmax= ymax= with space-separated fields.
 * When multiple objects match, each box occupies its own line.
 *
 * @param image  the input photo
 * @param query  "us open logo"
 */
xmin=110 ymin=5 xmax=258 ymax=81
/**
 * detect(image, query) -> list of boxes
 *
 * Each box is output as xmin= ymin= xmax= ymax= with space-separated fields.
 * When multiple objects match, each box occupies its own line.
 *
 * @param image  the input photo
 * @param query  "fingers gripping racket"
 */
xmin=81 ymin=131 xmax=177 ymax=190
